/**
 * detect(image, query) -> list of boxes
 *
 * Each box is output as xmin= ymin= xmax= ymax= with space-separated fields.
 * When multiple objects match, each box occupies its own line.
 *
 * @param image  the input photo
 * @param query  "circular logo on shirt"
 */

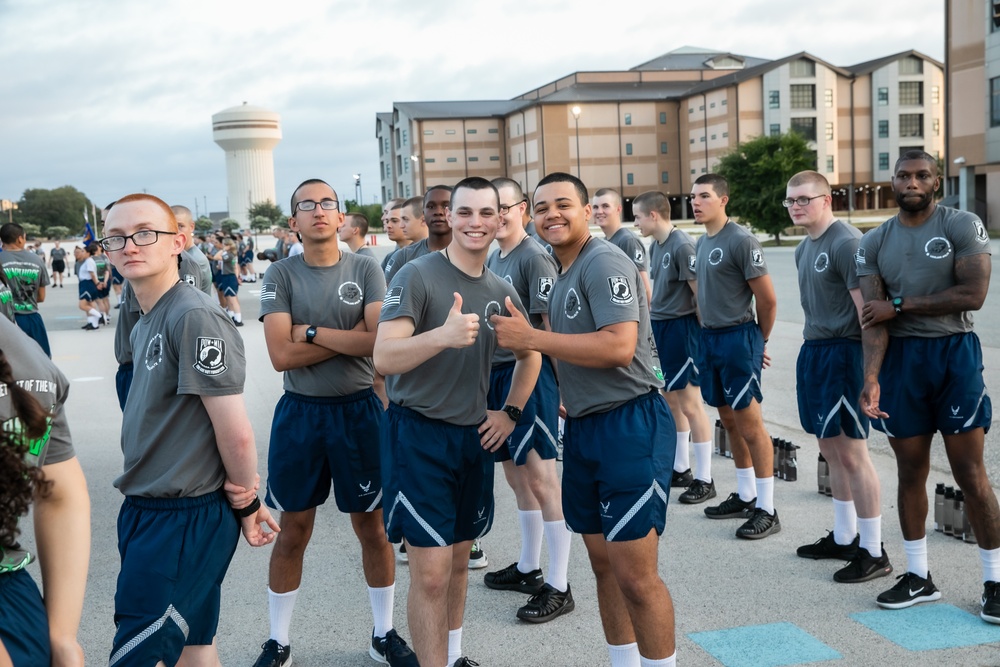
xmin=661 ymin=252 xmax=672 ymax=270
xmin=813 ymin=252 xmax=829 ymax=273
xmin=564 ymin=288 xmax=582 ymax=319
xmin=503 ymin=275 xmax=513 ymax=285
xmin=484 ymin=300 xmax=502 ymax=330
xmin=709 ymin=248 xmax=724 ymax=266
xmin=182 ymin=273 xmax=197 ymax=286
xmin=144 ymin=333 xmax=163 ymax=371
xmin=338 ymin=281 xmax=362 ymax=305
xmin=924 ymin=237 xmax=952 ymax=260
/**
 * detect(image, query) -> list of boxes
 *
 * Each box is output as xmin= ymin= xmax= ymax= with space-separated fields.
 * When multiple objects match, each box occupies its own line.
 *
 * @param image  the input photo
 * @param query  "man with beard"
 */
xmin=857 ymin=150 xmax=998 ymax=620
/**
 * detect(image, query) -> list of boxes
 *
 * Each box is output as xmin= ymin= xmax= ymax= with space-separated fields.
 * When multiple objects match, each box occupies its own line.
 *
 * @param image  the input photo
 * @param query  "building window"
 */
xmin=825 ymin=122 xmax=834 ymax=140
xmin=931 ymin=86 xmax=940 ymax=104
xmin=624 ymin=113 xmax=632 ymax=125
xmin=446 ymin=129 xmax=456 ymax=135
xmin=659 ymin=112 xmax=667 ymax=124
xmin=722 ymin=131 xmax=729 ymax=137
xmin=879 ymin=152 xmax=890 ymax=170
xmin=721 ymin=99 xmax=728 ymax=105
xmin=789 ymin=59 xmax=816 ymax=77
xmin=490 ymin=156 xmax=500 ymax=161
xmin=425 ymin=158 xmax=436 ymax=163
xmin=701 ymin=167 xmax=707 ymax=173
xmin=790 ymin=117 xmax=817 ymax=142
xmin=699 ymin=105 xmax=705 ymax=111
xmin=932 ymin=118 xmax=940 ymax=135
xmin=423 ymin=130 xmax=434 ymax=135
xmin=402 ymin=130 xmax=407 ymax=144
xmin=403 ymin=159 xmax=408 ymax=173
xmin=691 ymin=169 xmax=697 ymax=174
xmin=700 ymin=136 xmax=706 ymax=142
xmin=395 ymin=128 xmax=400 ymax=144
xmin=878 ymin=87 xmax=889 ymax=105
xmin=690 ymin=138 xmax=695 ymax=144
xmin=660 ymin=141 xmax=668 ymax=154
xmin=446 ymin=157 xmax=457 ymax=163
xmin=626 ymin=173 xmax=634 ymax=185
xmin=878 ymin=120 xmax=889 ymax=138
xmin=469 ymin=156 xmax=478 ymax=162
xmin=625 ymin=143 xmax=633 ymax=155
xmin=899 ymin=113 xmax=923 ymax=137
xmin=661 ymin=172 xmax=669 ymax=184
xmin=711 ymin=134 xmax=717 ymax=140
xmin=405 ymin=185 xmax=411 ymax=197
xmin=710 ymin=102 xmax=716 ymax=108
xmin=825 ymin=89 xmax=833 ymax=108
xmin=790 ymin=84 xmax=816 ymax=109
xmin=467 ymin=128 xmax=477 ymax=134
xmin=768 ymin=90 xmax=780 ymax=108
xmin=992 ymin=77 xmax=1000 ymax=126
xmin=770 ymin=123 xmax=781 ymax=136
xmin=899 ymin=81 xmax=923 ymax=106
xmin=994 ymin=1 xmax=1000 ymax=31
xmin=688 ymin=107 xmax=694 ymax=114
xmin=826 ymin=156 xmax=834 ymax=173
xmin=899 ymin=56 xmax=923 ymax=75
xmin=488 ymin=128 xmax=499 ymax=134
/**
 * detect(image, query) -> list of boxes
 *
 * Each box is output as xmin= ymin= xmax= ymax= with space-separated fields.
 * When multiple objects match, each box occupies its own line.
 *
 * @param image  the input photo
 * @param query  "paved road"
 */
xmin=18 ymin=238 xmax=1000 ymax=666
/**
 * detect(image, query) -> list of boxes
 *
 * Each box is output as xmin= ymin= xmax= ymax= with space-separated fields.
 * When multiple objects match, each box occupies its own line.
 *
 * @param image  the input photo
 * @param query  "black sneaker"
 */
xmin=671 ymin=468 xmax=693 ymax=487
xmin=397 ymin=542 xmax=408 ymax=563
xmin=370 ymin=628 xmax=418 ymax=666
xmin=453 ymin=659 xmax=480 ymax=667
xmin=796 ymin=532 xmax=860 ymax=560
xmin=81 ymin=322 xmax=99 ymax=331
xmin=876 ymin=571 xmax=942 ymax=610
xmin=233 ymin=318 xmax=244 ymax=327
xmin=484 ymin=562 xmax=544 ymax=594
xmin=736 ymin=508 xmax=781 ymax=539
xmin=468 ymin=540 xmax=488 ymax=569
xmin=833 ymin=545 xmax=893 ymax=583
xmin=516 ymin=583 xmax=575 ymax=623
xmin=704 ymin=492 xmax=755 ymax=519
xmin=981 ymin=581 xmax=1000 ymax=624
xmin=252 ymin=639 xmax=291 ymax=667
xmin=679 ymin=479 xmax=717 ymax=505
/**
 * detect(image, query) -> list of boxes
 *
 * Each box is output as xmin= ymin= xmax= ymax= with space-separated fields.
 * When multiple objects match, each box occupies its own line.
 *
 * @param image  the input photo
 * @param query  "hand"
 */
xmin=479 ymin=410 xmax=515 ymax=452
xmin=441 ymin=293 xmax=480 ymax=348
xmin=290 ymin=324 xmax=310 ymax=343
xmin=558 ymin=403 xmax=568 ymax=420
xmin=224 ymin=475 xmax=260 ymax=508
xmin=49 ymin=635 xmax=84 ymax=667
xmin=762 ymin=344 xmax=771 ymax=369
xmin=860 ymin=380 xmax=889 ymax=419
xmin=240 ymin=504 xmax=280 ymax=547
xmin=492 ymin=297 xmax=534 ymax=352
xmin=861 ymin=300 xmax=896 ymax=329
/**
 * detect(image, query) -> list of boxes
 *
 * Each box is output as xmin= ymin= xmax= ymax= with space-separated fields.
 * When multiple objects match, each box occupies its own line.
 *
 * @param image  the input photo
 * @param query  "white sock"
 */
xmin=640 ymin=654 xmax=676 ymax=667
xmin=755 ymin=476 xmax=775 ymax=514
xmin=544 ymin=519 xmax=572 ymax=592
xmin=88 ymin=307 xmax=100 ymax=319
xmin=517 ymin=509 xmax=544 ymax=573
xmin=673 ymin=430 xmax=690 ymax=472
xmin=447 ymin=628 xmax=462 ymax=667
xmin=268 ymin=587 xmax=299 ymax=646
xmin=736 ymin=467 xmax=756 ymax=502
xmin=227 ymin=309 xmax=235 ymax=318
xmin=980 ymin=547 xmax=1000 ymax=582
xmin=693 ymin=441 xmax=713 ymax=483
xmin=857 ymin=516 xmax=882 ymax=557
xmin=903 ymin=537 xmax=929 ymax=578
xmin=608 ymin=642 xmax=641 ymax=667
xmin=234 ymin=312 xmax=242 ymax=323
xmin=368 ymin=584 xmax=394 ymax=639
xmin=87 ymin=313 xmax=100 ymax=326
xmin=833 ymin=499 xmax=858 ymax=546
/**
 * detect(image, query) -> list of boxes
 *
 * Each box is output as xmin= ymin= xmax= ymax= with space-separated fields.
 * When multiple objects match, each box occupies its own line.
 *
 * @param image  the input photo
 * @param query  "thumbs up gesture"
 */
xmin=492 ymin=296 xmax=534 ymax=352
xmin=441 ymin=292 xmax=480 ymax=348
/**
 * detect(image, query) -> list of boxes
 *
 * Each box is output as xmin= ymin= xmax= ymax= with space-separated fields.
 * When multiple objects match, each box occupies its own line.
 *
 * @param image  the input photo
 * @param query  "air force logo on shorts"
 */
xmin=536 ymin=277 xmax=553 ymax=301
xmin=608 ymin=276 xmax=634 ymax=305
xmin=194 ymin=337 xmax=227 ymax=376
xmin=924 ymin=237 xmax=952 ymax=260
xmin=338 ymin=281 xmax=362 ymax=305
xmin=813 ymin=252 xmax=829 ymax=273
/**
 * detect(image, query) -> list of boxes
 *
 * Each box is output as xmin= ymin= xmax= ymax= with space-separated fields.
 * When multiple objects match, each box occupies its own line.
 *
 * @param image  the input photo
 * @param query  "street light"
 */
xmin=352 ymin=174 xmax=362 ymax=207
xmin=571 ymin=106 xmax=582 ymax=178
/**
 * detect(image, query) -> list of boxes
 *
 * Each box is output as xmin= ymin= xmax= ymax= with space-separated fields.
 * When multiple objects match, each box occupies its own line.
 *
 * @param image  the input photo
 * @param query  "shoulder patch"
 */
xmin=193 ymin=337 xmax=228 ymax=376
xmin=382 ymin=285 xmax=403 ymax=310
xmin=854 ymin=247 xmax=866 ymax=265
xmin=687 ymin=255 xmax=696 ymax=271
xmin=536 ymin=277 xmax=554 ymax=301
xmin=751 ymin=248 xmax=764 ymax=267
xmin=608 ymin=276 xmax=635 ymax=305
xmin=973 ymin=219 xmax=989 ymax=244
xmin=260 ymin=283 xmax=278 ymax=302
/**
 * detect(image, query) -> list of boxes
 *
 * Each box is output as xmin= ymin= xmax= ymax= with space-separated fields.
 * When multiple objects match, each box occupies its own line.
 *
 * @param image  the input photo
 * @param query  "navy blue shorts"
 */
xmin=112 ymin=491 xmax=239 ymax=667
xmin=116 ymin=362 xmax=134 ymax=412
xmin=97 ymin=281 xmax=111 ymax=298
xmin=488 ymin=357 xmax=560 ymax=465
xmin=112 ymin=266 xmax=124 ymax=285
xmin=699 ymin=321 xmax=764 ymax=410
xmin=874 ymin=333 xmax=992 ymax=439
xmin=79 ymin=278 xmax=98 ymax=302
xmin=796 ymin=338 xmax=869 ymax=439
xmin=241 ymin=250 xmax=254 ymax=266
xmin=382 ymin=404 xmax=494 ymax=547
xmin=562 ymin=391 xmax=675 ymax=541
xmin=652 ymin=314 xmax=702 ymax=392
xmin=14 ymin=312 xmax=50 ymax=358
xmin=0 ymin=569 xmax=50 ymax=667
xmin=218 ymin=274 xmax=239 ymax=297
xmin=265 ymin=389 xmax=384 ymax=514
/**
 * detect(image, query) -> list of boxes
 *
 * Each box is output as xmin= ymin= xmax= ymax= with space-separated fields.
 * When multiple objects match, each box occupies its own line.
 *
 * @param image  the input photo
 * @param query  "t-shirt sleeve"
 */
xmin=380 ymin=263 xmax=426 ymax=324
xmin=37 ymin=256 xmax=50 ymax=287
xmin=855 ymin=230 xmax=880 ymax=277
xmin=175 ymin=308 xmax=246 ymax=396
xmin=953 ymin=213 xmax=993 ymax=259
xmin=676 ymin=240 xmax=697 ymax=282
xmin=40 ymin=368 xmax=74 ymax=465
xmin=834 ymin=236 xmax=861 ymax=290
xmin=258 ymin=264 xmax=290 ymax=320
xmin=584 ymin=252 xmax=641 ymax=329
xmin=524 ymin=254 xmax=558 ymax=314
xmin=363 ymin=258 xmax=387 ymax=305
xmin=622 ymin=235 xmax=649 ymax=272
xmin=737 ymin=236 xmax=768 ymax=280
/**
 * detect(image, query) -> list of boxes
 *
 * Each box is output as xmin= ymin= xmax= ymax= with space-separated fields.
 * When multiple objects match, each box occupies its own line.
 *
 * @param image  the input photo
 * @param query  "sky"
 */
xmin=0 ymin=0 xmax=945 ymax=218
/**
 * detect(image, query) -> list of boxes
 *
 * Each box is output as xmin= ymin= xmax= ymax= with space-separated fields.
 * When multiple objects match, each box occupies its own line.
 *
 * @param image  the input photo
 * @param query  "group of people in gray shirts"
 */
xmin=1 ymin=148 xmax=997 ymax=667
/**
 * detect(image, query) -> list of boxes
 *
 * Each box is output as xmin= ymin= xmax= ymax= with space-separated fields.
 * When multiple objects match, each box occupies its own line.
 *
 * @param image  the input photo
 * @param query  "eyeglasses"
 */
xmin=295 ymin=199 xmax=339 ymax=212
xmin=99 ymin=230 xmax=177 ymax=252
xmin=781 ymin=195 xmax=826 ymax=208
xmin=499 ymin=199 xmax=526 ymax=215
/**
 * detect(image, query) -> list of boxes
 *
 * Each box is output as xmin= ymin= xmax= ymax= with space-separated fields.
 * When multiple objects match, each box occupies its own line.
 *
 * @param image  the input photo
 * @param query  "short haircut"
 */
xmin=491 ymin=177 xmax=524 ymax=202
xmin=424 ymin=185 xmax=453 ymax=206
xmin=894 ymin=150 xmax=938 ymax=175
xmin=694 ymin=173 xmax=729 ymax=198
xmin=403 ymin=196 xmax=425 ymax=218
xmin=0 ymin=223 xmax=24 ymax=245
xmin=633 ymin=191 xmax=670 ymax=219
xmin=452 ymin=177 xmax=499 ymax=208
xmin=594 ymin=188 xmax=622 ymax=207
xmin=786 ymin=171 xmax=831 ymax=195
xmin=290 ymin=179 xmax=336 ymax=212
xmin=85 ymin=242 xmax=99 ymax=255
xmin=535 ymin=172 xmax=589 ymax=206
xmin=170 ymin=204 xmax=193 ymax=218
xmin=113 ymin=193 xmax=178 ymax=232
xmin=346 ymin=212 xmax=369 ymax=236
xmin=385 ymin=198 xmax=405 ymax=212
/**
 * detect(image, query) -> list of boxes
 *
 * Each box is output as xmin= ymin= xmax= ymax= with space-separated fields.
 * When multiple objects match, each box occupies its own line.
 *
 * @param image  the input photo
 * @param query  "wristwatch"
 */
xmin=305 ymin=325 xmax=318 ymax=343
xmin=892 ymin=297 xmax=904 ymax=315
xmin=502 ymin=404 xmax=523 ymax=423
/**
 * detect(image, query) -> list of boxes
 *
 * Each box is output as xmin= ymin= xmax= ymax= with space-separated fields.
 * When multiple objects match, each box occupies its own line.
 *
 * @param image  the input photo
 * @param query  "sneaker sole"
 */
xmin=468 ymin=557 xmax=489 ymax=570
xmin=876 ymin=590 xmax=941 ymax=610
xmin=796 ymin=549 xmax=859 ymax=561
xmin=736 ymin=522 xmax=781 ymax=540
xmin=705 ymin=509 xmax=753 ymax=520
xmin=369 ymin=645 xmax=388 ymax=664
xmin=981 ymin=610 xmax=1000 ymax=624
xmin=516 ymin=598 xmax=576 ymax=624
xmin=833 ymin=562 xmax=893 ymax=584
xmin=679 ymin=488 xmax=717 ymax=505
xmin=484 ymin=580 xmax=544 ymax=594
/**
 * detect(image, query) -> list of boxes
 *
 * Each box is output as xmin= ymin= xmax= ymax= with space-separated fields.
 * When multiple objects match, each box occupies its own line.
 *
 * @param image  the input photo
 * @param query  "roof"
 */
xmin=845 ymin=49 xmax=944 ymax=75
xmin=683 ymin=51 xmax=852 ymax=97
xmin=631 ymin=46 xmax=771 ymax=72
xmin=393 ymin=100 xmax=531 ymax=120
xmin=528 ymin=81 xmax=701 ymax=104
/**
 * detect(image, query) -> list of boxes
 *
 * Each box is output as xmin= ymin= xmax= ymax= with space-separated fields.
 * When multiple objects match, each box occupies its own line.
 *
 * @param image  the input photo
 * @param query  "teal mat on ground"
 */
xmin=850 ymin=603 xmax=1000 ymax=650
xmin=689 ymin=621 xmax=840 ymax=667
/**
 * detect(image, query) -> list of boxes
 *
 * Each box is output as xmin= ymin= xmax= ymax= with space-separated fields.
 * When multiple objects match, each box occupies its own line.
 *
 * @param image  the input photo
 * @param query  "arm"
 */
xmin=640 ymin=270 xmax=652 ymax=306
xmin=748 ymin=274 xmax=776 ymax=368
xmin=687 ymin=278 xmax=702 ymax=325
xmin=898 ymin=254 xmax=990 ymax=316
xmin=859 ymin=274 xmax=890 ymax=419
xmin=263 ymin=312 xmax=338 ymax=371
xmin=36 ymin=286 xmax=46 ymax=303
xmin=288 ymin=301 xmax=381 ymax=358
xmin=373 ymin=292 xmax=480 ymax=376
xmin=34 ymin=457 xmax=90 ymax=667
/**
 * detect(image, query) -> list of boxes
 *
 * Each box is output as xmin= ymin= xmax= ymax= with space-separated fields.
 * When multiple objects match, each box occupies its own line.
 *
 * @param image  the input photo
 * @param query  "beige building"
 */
xmin=377 ymin=47 xmax=943 ymax=217
xmin=946 ymin=0 xmax=1000 ymax=228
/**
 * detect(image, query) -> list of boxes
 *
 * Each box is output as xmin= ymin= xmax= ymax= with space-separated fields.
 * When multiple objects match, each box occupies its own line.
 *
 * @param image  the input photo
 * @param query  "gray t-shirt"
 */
xmin=0 ymin=278 xmax=14 ymax=322
xmin=260 ymin=253 xmax=386 ymax=396
xmin=356 ymin=246 xmax=377 ymax=260
xmin=695 ymin=222 xmax=768 ymax=329
xmin=486 ymin=237 xmax=558 ymax=365
xmin=796 ymin=220 xmax=861 ymax=341
xmin=383 ymin=238 xmax=430 ymax=284
xmin=49 ymin=247 xmax=67 ymax=263
xmin=115 ymin=283 xmax=246 ymax=497
xmin=380 ymin=252 xmax=526 ymax=425
xmin=113 ymin=281 xmax=143 ymax=365
xmin=0 ymin=249 xmax=49 ymax=314
xmin=548 ymin=239 xmax=663 ymax=418
xmin=856 ymin=206 xmax=991 ymax=338
xmin=607 ymin=228 xmax=649 ymax=272
xmin=186 ymin=244 xmax=214 ymax=295
xmin=179 ymin=250 xmax=206 ymax=292
xmin=649 ymin=228 xmax=698 ymax=320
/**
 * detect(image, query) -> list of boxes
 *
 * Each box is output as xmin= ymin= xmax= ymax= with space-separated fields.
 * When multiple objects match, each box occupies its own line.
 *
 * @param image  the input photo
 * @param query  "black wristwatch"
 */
xmin=892 ymin=297 xmax=904 ymax=315
xmin=305 ymin=325 xmax=318 ymax=343
xmin=502 ymin=404 xmax=523 ymax=423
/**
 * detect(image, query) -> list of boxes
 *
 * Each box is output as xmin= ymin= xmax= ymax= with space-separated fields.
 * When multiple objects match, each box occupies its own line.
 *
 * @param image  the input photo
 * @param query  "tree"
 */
xmin=251 ymin=216 xmax=273 ymax=234
xmin=715 ymin=132 xmax=817 ymax=246
xmin=345 ymin=200 xmax=385 ymax=232
xmin=194 ymin=217 xmax=214 ymax=233
xmin=20 ymin=223 xmax=41 ymax=238
xmin=47 ymin=226 xmax=70 ymax=240
xmin=219 ymin=218 xmax=240 ymax=235
xmin=16 ymin=186 xmax=96 ymax=236
xmin=248 ymin=200 xmax=286 ymax=229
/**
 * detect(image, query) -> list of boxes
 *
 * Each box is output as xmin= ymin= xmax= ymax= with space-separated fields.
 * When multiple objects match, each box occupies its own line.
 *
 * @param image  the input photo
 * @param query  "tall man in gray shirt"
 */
xmin=692 ymin=173 xmax=780 ymax=540
xmin=593 ymin=188 xmax=652 ymax=304
xmin=786 ymin=171 xmax=891 ymax=583
xmin=857 ymin=151 xmax=998 ymax=620
xmin=172 ymin=205 xmax=213 ymax=295
xmin=375 ymin=177 xmax=540 ymax=667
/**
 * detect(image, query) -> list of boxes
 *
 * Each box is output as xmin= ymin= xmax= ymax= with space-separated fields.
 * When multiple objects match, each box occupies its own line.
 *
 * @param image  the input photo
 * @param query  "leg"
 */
xmin=661 ymin=391 xmax=689 ymax=432
xmin=582 ymin=533 xmax=636 ymax=647
xmin=717 ymin=405 xmax=752 ymax=470
xmin=268 ymin=509 xmax=316 ymax=592
xmin=729 ymin=399 xmax=773 ymax=477
xmin=677 ymin=383 xmax=712 ymax=444
xmin=523 ymin=451 xmax=562 ymax=522
xmin=176 ymin=640 xmax=221 ymax=667
xmin=406 ymin=542 xmax=463 ymax=667
xmin=887 ymin=435 xmax=933 ymax=540
xmin=504 ymin=459 xmax=541 ymax=512
xmin=350 ymin=510 xmax=395 ymax=588
xmin=828 ymin=434 xmax=881 ymax=520
xmin=944 ymin=430 xmax=1000 ymax=549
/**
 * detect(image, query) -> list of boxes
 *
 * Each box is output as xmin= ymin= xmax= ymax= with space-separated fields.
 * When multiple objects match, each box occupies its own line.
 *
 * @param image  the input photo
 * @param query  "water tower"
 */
xmin=212 ymin=102 xmax=281 ymax=226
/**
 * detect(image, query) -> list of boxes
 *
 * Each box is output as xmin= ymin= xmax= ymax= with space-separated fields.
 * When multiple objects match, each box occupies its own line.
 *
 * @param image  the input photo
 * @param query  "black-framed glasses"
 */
xmin=99 ymin=230 xmax=177 ymax=252
xmin=499 ymin=199 xmax=526 ymax=215
xmin=781 ymin=195 xmax=826 ymax=208
xmin=295 ymin=199 xmax=339 ymax=212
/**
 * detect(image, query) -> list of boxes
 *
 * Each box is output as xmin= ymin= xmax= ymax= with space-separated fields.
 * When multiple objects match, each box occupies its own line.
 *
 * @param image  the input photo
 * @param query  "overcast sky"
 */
xmin=0 ymin=0 xmax=944 ymax=217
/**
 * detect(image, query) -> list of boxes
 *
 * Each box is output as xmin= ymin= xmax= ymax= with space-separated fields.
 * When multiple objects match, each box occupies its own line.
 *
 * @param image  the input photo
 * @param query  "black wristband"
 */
xmin=235 ymin=495 xmax=261 ymax=518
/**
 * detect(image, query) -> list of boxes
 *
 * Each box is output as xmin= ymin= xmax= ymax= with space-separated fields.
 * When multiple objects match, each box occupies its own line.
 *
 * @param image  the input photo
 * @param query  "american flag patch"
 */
xmin=260 ymin=283 xmax=278 ymax=302
xmin=382 ymin=286 xmax=403 ymax=310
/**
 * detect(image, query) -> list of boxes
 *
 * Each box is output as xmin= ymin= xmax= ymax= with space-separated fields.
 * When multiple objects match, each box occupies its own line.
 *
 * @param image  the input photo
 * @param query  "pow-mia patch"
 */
xmin=145 ymin=333 xmax=163 ymax=371
xmin=688 ymin=255 xmax=696 ymax=271
xmin=924 ymin=237 xmax=952 ymax=260
xmin=973 ymin=219 xmax=989 ymax=244
xmin=751 ymin=248 xmax=764 ymax=267
xmin=608 ymin=276 xmax=634 ymax=305
xmin=813 ymin=252 xmax=829 ymax=273
xmin=855 ymin=247 xmax=866 ymax=266
xmin=537 ymin=277 xmax=554 ymax=301
xmin=709 ymin=248 xmax=724 ymax=265
xmin=484 ymin=300 xmax=502 ymax=330
xmin=634 ymin=248 xmax=645 ymax=263
xmin=193 ymin=337 xmax=227 ymax=376
xmin=338 ymin=281 xmax=362 ymax=305
xmin=661 ymin=252 xmax=672 ymax=270
xmin=182 ymin=273 xmax=197 ymax=286
xmin=565 ymin=288 xmax=582 ymax=319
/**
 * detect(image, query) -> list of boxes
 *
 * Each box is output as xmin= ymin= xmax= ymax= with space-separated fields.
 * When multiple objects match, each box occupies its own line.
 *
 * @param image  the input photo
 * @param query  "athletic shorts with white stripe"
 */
xmin=651 ymin=313 xmax=701 ymax=392
xmin=488 ymin=356 xmax=559 ymax=465
xmin=796 ymin=338 xmax=869 ymax=439
xmin=699 ymin=321 xmax=764 ymax=410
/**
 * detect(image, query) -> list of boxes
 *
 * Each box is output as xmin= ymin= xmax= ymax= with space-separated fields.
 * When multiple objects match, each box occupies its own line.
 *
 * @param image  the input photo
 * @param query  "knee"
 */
xmin=354 ymin=515 xmax=389 ymax=549
xmin=274 ymin=520 xmax=313 ymax=555
xmin=614 ymin=568 xmax=660 ymax=604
